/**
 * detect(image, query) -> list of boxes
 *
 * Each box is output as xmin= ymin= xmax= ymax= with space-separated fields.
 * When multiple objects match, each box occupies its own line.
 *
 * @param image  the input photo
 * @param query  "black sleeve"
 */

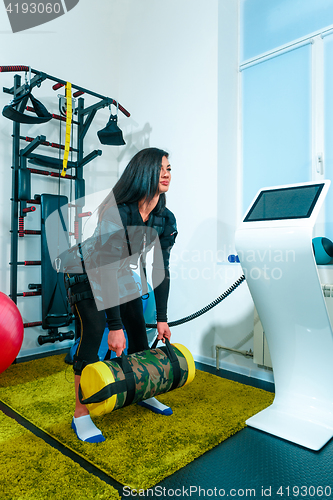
xmin=152 ymin=210 xmax=178 ymax=322
xmin=153 ymin=255 xmax=170 ymax=322
xmin=105 ymin=305 xmax=123 ymax=330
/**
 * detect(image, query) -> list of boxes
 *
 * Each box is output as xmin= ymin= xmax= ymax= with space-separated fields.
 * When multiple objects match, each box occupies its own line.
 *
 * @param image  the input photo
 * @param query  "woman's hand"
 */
xmin=108 ymin=329 xmax=126 ymax=357
xmin=156 ymin=322 xmax=171 ymax=343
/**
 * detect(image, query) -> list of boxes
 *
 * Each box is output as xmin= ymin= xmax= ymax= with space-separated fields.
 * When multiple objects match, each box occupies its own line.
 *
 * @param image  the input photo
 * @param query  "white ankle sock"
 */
xmin=72 ymin=415 xmax=105 ymax=443
xmin=138 ymin=397 xmax=173 ymax=415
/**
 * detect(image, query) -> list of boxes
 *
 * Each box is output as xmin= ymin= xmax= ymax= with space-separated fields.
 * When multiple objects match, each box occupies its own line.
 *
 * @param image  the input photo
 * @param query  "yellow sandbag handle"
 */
xmin=61 ymin=82 xmax=72 ymax=177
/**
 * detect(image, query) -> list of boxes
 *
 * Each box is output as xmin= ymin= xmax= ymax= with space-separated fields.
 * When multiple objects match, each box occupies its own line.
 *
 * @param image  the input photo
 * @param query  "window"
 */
xmin=241 ymin=44 xmax=312 ymax=213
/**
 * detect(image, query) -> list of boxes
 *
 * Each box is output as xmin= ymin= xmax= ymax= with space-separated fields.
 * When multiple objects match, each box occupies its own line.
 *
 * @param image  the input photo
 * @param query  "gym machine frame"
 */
xmin=2 ymin=65 xmax=130 ymax=346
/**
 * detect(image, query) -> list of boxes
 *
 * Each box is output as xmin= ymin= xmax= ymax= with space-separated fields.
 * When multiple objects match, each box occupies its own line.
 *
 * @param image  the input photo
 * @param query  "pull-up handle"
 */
xmin=52 ymin=82 xmax=64 ymax=91
xmin=0 ymin=65 xmax=30 ymax=73
xmin=110 ymin=99 xmax=130 ymax=117
xmin=53 ymin=87 xmax=85 ymax=98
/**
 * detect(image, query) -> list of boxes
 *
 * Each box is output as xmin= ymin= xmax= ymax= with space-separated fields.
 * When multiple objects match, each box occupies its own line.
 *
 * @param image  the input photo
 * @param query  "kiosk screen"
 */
xmin=244 ymin=184 xmax=324 ymax=222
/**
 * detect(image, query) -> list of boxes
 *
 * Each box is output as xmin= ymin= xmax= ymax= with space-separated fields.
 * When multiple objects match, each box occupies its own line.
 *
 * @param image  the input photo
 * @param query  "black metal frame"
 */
xmin=3 ymin=65 xmax=130 ymax=346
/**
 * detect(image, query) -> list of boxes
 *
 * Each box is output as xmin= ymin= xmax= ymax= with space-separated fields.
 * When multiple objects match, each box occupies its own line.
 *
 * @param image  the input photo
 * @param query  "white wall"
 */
xmin=114 ymin=1 xmax=219 ymax=360
xmin=0 ymin=0 xmax=264 ymax=378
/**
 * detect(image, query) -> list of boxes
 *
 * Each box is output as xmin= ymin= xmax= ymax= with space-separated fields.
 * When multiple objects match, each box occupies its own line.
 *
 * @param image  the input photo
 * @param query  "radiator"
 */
xmin=254 ymin=284 xmax=333 ymax=369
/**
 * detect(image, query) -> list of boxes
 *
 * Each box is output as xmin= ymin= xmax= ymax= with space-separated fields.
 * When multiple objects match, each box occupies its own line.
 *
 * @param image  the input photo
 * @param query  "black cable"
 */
xmin=146 ymin=274 xmax=246 ymax=328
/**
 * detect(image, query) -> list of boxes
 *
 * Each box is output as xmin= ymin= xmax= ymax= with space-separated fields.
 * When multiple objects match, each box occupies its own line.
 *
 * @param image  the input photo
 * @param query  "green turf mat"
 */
xmin=0 ymin=354 xmax=274 ymax=490
xmin=0 ymin=410 xmax=120 ymax=500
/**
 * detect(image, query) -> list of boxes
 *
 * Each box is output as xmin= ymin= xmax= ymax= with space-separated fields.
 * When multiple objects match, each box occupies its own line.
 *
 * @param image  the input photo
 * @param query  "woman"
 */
xmin=64 ymin=148 xmax=177 ymax=443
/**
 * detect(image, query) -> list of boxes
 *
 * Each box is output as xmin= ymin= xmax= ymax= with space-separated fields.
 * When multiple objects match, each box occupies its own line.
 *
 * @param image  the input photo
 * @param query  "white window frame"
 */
xmin=239 ymin=24 xmax=333 ymax=232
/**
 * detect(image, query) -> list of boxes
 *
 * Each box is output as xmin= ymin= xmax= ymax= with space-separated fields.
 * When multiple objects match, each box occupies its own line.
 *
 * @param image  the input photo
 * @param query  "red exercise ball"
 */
xmin=0 ymin=292 xmax=24 ymax=374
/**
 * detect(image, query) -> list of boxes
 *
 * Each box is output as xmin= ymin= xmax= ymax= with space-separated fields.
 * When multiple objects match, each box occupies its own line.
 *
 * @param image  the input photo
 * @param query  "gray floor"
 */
xmin=151 ymin=364 xmax=333 ymax=500
xmin=153 ymin=426 xmax=333 ymax=499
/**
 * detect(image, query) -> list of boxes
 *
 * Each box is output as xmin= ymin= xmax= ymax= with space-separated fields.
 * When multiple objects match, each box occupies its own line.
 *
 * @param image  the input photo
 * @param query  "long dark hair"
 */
xmin=98 ymin=147 xmax=169 ymax=221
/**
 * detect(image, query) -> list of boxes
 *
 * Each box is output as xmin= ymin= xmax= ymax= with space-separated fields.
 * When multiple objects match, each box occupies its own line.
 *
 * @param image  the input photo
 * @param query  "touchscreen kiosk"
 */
xmin=235 ymin=181 xmax=333 ymax=450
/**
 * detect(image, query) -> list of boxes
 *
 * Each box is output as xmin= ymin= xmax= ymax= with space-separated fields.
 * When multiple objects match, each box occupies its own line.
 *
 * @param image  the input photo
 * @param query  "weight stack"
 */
xmin=79 ymin=340 xmax=195 ymax=416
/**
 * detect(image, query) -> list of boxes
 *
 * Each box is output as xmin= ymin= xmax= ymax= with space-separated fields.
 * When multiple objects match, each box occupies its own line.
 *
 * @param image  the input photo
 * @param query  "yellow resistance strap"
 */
xmin=61 ymin=82 xmax=72 ymax=177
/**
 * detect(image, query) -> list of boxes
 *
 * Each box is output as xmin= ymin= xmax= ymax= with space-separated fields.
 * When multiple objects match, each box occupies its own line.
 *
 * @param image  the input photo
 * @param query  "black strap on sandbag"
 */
xmin=79 ymin=353 xmax=136 ymax=406
xmin=79 ymin=378 xmax=128 ymax=405
xmin=113 ymin=354 xmax=136 ymax=407
xmin=79 ymin=339 xmax=182 ymax=406
xmin=152 ymin=338 xmax=182 ymax=390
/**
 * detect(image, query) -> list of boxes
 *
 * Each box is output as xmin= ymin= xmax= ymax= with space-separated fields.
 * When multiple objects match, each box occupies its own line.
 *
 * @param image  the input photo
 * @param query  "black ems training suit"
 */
xmin=63 ymin=202 xmax=177 ymax=375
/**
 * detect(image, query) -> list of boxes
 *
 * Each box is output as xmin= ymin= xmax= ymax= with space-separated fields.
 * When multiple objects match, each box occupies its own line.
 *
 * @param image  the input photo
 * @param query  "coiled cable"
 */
xmin=146 ymin=274 xmax=246 ymax=328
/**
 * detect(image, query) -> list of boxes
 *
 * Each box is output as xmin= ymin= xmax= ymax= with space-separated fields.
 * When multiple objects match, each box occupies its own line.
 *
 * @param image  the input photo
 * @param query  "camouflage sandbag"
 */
xmin=79 ymin=340 xmax=195 ymax=416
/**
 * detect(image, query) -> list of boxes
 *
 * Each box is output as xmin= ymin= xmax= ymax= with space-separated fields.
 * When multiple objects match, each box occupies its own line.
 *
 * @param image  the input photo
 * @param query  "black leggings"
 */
xmin=72 ymin=281 xmax=149 ymax=375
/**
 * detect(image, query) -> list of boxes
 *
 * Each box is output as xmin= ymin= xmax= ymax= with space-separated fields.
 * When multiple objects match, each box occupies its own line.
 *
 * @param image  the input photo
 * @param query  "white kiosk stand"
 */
xmin=235 ymin=181 xmax=333 ymax=450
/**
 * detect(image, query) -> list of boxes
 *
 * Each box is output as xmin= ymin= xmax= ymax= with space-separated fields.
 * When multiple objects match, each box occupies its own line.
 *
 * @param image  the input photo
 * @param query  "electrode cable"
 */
xmin=145 ymin=274 xmax=246 ymax=328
